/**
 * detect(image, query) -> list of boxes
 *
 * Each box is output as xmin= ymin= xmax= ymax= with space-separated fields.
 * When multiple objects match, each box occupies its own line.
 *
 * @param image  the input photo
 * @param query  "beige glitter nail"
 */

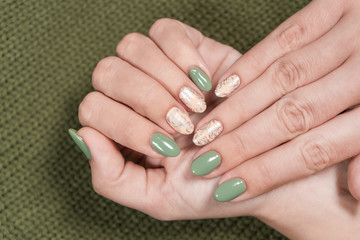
xmin=193 ymin=120 xmax=223 ymax=146
xmin=179 ymin=87 xmax=206 ymax=113
xmin=166 ymin=107 xmax=194 ymax=135
xmin=215 ymin=74 xmax=240 ymax=97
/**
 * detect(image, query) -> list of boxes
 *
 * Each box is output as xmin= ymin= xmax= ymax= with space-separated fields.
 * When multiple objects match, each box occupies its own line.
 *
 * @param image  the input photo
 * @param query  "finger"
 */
xmin=73 ymin=127 xmax=165 ymax=214
xmin=149 ymin=18 xmax=212 ymax=92
xmin=116 ymin=33 xmax=207 ymax=113
xmin=92 ymin=56 xmax=194 ymax=135
xmin=214 ymin=0 xmax=344 ymax=97
xmin=78 ymin=91 xmax=180 ymax=158
xmin=192 ymin=54 xmax=360 ymax=177
xmin=348 ymin=154 xmax=360 ymax=201
xmin=214 ymin=107 xmax=360 ymax=202
xmin=197 ymin=15 xmax=357 ymax=138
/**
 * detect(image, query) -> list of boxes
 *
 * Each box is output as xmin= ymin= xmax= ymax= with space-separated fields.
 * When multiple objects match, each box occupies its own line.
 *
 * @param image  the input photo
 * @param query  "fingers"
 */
xmin=149 ymin=18 xmax=212 ymax=92
xmin=192 ymin=54 xmax=360 ymax=177
xmin=196 ymin=13 xmax=356 ymax=142
xmin=74 ymin=127 xmax=165 ymax=213
xmin=115 ymin=32 xmax=207 ymax=113
xmin=215 ymin=106 xmax=360 ymax=202
xmin=78 ymin=91 xmax=180 ymax=158
xmin=348 ymin=154 xmax=360 ymax=201
xmin=92 ymin=56 xmax=194 ymax=135
xmin=214 ymin=0 xmax=344 ymax=97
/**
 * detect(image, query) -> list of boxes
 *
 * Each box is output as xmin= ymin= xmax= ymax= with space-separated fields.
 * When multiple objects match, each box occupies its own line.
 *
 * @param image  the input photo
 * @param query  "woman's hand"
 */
xmin=190 ymin=0 xmax=360 ymax=202
xmin=69 ymin=19 xmax=360 ymax=238
xmin=72 ymin=19 xmax=243 ymax=219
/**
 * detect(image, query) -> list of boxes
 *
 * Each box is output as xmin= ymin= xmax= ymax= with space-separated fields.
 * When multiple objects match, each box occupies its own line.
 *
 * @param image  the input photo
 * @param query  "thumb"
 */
xmin=68 ymin=127 xmax=153 ymax=212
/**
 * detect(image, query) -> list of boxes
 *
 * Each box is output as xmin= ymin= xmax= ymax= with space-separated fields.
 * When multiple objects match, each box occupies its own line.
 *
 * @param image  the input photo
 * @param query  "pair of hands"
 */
xmin=72 ymin=0 xmax=360 ymax=238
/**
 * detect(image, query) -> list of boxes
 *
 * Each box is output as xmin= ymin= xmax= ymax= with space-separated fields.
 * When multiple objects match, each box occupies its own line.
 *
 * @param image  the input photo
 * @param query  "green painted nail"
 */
xmin=68 ymin=128 xmax=91 ymax=160
xmin=191 ymin=151 xmax=221 ymax=176
xmin=189 ymin=67 xmax=212 ymax=92
xmin=150 ymin=133 xmax=180 ymax=157
xmin=214 ymin=178 xmax=246 ymax=202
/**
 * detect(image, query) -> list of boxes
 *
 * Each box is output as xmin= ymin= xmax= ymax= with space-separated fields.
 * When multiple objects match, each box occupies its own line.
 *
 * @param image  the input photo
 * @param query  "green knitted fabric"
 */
xmin=1 ymin=0 xmax=310 ymax=239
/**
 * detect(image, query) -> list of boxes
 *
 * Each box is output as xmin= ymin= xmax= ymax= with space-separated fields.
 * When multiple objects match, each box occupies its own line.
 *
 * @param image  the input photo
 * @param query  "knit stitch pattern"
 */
xmin=1 ymin=0 xmax=309 ymax=239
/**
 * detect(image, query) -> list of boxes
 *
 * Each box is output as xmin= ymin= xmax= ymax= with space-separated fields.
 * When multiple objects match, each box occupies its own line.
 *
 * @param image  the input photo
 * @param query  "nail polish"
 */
xmin=191 ymin=151 xmax=221 ymax=176
xmin=215 ymin=74 xmax=240 ymax=97
xmin=189 ymin=67 xmax=212 ymax=92
xmin=193 ymin=120 xmax=223 ymax=146
xmin=214 ymin=178 xmax=246 ymax=202
xmin=179 ymin=87 xmax=206 ymax=113
xmin=166 ymin=107 xmax=194 ymax=135
xmin=68 ymin=128 xmax=91 ymax=159
xmin=150 ymin=133 xmax=180 ymax=157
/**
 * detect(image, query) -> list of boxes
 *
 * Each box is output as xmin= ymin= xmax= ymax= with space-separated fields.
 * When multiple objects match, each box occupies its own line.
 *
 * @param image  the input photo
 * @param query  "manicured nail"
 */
xmin=179 ymin=87 xmax=206 ymax=113
xmin=150 ymin=133 xmax=180 ymax=157
xmin=214 ymin=178 xmax=246 ymax=202
xmin=193 ymin=120 xmax=223 ymax=146
xmin=189 ymin=67 xmax=212 ymax=92
xmin=215 ymin=74 xmax=240 ymax=97
xmin=68 ymin=128 xmax=91 ymax=159
xmin=166 ymin=107 xmax=194 ymax=135
xmin=191 ymin=151 xmax=221 ymax=176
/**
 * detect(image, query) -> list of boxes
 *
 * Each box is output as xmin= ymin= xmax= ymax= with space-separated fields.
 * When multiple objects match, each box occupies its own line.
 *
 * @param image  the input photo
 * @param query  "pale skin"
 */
xmin=74 ymin=0 xmax=360 ymax=238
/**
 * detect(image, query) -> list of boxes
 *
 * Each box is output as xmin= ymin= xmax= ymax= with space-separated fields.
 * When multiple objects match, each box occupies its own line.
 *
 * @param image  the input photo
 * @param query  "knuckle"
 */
xmin=256 ymin=163 xmax=275 ymax=190
xmin=148 ymin=18 xmax=176 ymax=38
xmin=78 ymin=91 xmax=103 ymax=126
xmin=116 ymin=32 xmax=146 ymax=58
xmin=245 ymin=52 xmax=262 ymax=74
xmin=231 ymin=131 xmax=248 ymax=159
xmin=92 ymin=56 xmax=118 ymax=90
xmin=277 ymin=23 xmax=304 ymax=51
xmin=276 ymin=96 xmax=313 ymax=136
xmin=272 ymin=58 xmax=304 ymax=95
xmin=299 ymin=136 xmax=334 ymax=173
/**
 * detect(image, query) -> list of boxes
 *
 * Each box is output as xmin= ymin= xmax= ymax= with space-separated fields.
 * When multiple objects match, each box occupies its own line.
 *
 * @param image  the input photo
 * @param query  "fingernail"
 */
xmin=189 ymin=67 xmax=212 ymax=92
xmin=179 ymin=87 xmax=206 ymax=113
xmin=166 ymin=107 xmax=194 ymax=135
xmin=215 ymin=74 xmax=240 ymax=97
xmin=193 ymin=120 xmax=223 ymax=146
xmin=68 ymin=128 xmax=91 ymax=160
xmin=191 ymin=151 xmax=221 ymax=176
xmin=150 ymin=133 xmax=180 ymax=157
xmin=214 ymin=178 xmax=246 ymax=202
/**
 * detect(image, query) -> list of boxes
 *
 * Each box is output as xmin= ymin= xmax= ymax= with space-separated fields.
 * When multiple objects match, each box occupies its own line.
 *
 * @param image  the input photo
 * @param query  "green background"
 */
xmin=1 ymin=0 xmax=309 ymax=239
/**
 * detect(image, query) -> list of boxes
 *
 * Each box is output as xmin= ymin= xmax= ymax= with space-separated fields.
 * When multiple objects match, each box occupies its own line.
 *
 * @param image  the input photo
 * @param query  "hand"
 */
xmin=190 ymin=0 xmax=360 ymax=202
xmin=69 ymin=19 xmax=360 ymax=239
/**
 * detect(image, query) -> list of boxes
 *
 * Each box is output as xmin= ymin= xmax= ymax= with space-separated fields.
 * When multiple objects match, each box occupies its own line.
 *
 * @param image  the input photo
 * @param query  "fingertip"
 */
xmin=68 ymin=128 xmax=91 ymax=160
xmin=76 ymin=127 xmax=125 ymax=175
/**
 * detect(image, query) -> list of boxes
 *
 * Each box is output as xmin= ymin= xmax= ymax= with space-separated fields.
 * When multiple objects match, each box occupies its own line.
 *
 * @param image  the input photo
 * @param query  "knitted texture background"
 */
xmin=1 ymin=0 xmax=310 ymax=239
